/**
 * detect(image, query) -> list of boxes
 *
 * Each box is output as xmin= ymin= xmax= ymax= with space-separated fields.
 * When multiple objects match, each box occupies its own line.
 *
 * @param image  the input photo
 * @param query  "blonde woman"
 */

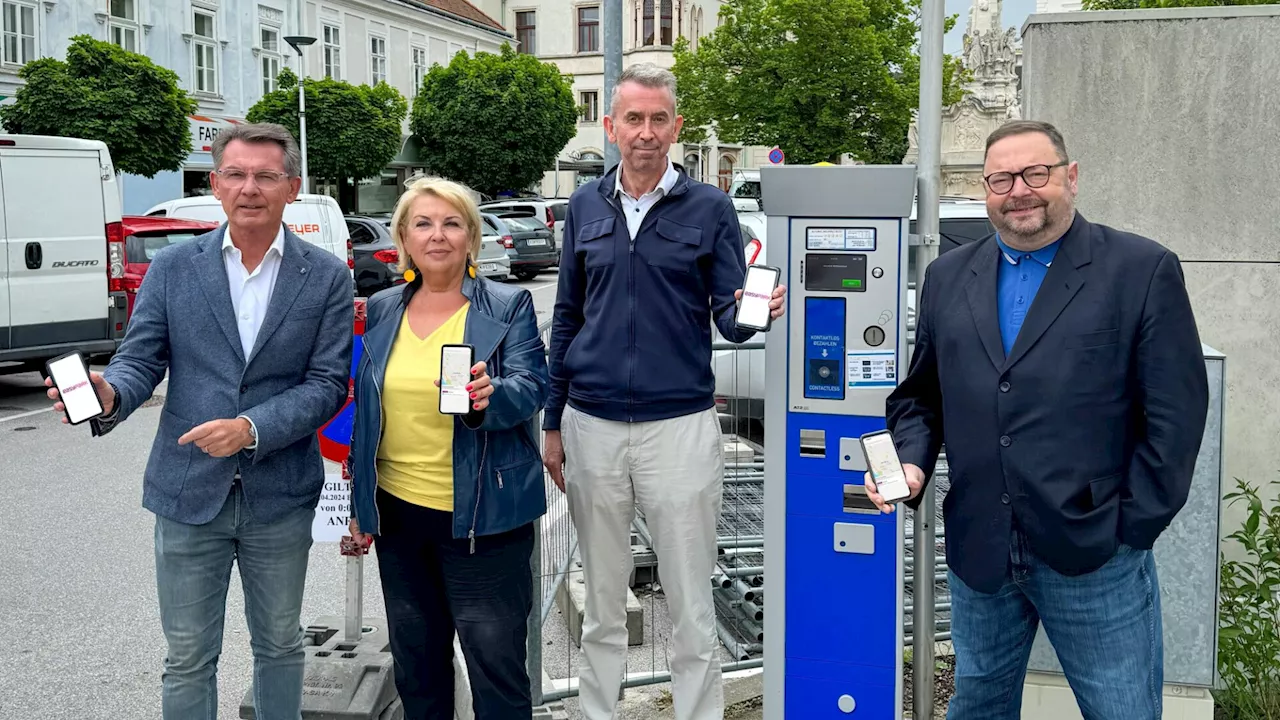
xmin=347 ymin=177 xmax=549 ymax=719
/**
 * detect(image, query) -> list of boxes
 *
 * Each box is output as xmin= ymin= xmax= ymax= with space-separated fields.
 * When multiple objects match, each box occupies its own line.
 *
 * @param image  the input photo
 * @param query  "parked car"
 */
xmin=0 ymin=135 xmax=130 ymax=372
xmin=121 ymin=216 xmax=221 ymax=320
xmin=479 ymin=196 xmax=567 ymax=245
xmin=145 ymin=193 xmax=354 ymax=279
xmin=484 ymin=213 xmax=558 ymax=281
xmin=711 ymin=202 xmax=996 ymax=436
xmin=348 ymin=214 xmax=510 ymax=297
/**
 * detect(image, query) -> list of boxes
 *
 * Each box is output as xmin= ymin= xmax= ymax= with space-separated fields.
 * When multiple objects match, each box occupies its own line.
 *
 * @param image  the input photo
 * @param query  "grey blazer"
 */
xmin=92 ymin=224 xmax=354 ymax=526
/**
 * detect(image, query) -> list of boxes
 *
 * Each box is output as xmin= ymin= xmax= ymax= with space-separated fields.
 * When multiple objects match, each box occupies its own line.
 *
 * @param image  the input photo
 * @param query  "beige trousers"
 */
xmin=562 ymin=404 xmax=726 ymax=720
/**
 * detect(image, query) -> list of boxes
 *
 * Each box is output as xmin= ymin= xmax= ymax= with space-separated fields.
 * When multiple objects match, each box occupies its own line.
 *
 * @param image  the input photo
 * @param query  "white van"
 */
xmin=0 ymin=135 xmax=128 ymax=371
xmin=144 ymin=193 xmax=353 ymax=275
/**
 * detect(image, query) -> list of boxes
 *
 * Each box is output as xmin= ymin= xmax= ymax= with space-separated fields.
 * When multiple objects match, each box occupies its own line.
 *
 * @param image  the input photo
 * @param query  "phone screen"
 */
xmin=49 ymin=354 xmax=102 ymax=424
xmin=863 ymin=431 xmax=910 ymax=501
xmin=738 ymin=265 xmax=778 ymax=329
xmin=439 ymin=346 xmax=472 ymax=415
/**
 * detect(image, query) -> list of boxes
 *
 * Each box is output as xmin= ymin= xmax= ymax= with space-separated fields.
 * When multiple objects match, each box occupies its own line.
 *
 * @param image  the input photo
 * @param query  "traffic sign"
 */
xmin=318 ymin=299 xmax=366 ymax=465
xmin=768 ymin=146 xmax=785 ymax=164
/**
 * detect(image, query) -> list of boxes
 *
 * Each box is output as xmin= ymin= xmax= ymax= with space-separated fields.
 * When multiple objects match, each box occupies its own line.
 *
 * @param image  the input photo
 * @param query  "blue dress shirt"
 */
xmin=995 ymin=234 xmax=1061 ymax=357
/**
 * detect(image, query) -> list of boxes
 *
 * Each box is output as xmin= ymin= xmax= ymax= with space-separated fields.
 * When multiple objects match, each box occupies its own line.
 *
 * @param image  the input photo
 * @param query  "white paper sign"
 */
xmin=312 ymin=467 xmax=352 ymax=543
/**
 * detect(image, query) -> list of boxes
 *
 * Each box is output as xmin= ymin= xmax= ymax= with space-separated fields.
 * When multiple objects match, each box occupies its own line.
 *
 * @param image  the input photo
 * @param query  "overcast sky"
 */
xmin=942 ymin=0 xmax=1038 ymax=54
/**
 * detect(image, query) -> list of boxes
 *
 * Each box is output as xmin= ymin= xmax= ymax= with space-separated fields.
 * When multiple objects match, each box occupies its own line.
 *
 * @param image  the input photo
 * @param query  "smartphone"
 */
xmin=735 ymin=264 xmax=782 ymax=332
xmin=439 ymin=344 xmax=475 ymax=415
xmin=45 ymin=351 xmax=104 ymax=425
xmin=859 ymin=429 xmax=911 ymax=503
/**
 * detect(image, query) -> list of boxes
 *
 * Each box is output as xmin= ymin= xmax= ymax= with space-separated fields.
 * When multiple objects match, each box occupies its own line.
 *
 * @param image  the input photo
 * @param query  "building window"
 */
xmin=577 ymin=6 xmax=599 ymax=52
xmin=640 ymin=0 xmax=673 ymax=46
xmin=192 ymin=9 xmax=218 ymax=95
xmin=260 ymin=23 xmax=281 ymax=94
xmin=109 ymin=0 xmax=138 ymax=53
xmin=369 ymin=35 xmax=387 ymax=85
xmin=579 ymin=91 xmax=598 ymax=124
xmin=516 ymin=11 xmax=535 ymax=55
xmin=2 ymin=1 xmax=35 ymax=65
xmin=411 ymin=46 xmax=427 ymax=96
xmin=323 ymin=24 xmax=341 ymax=80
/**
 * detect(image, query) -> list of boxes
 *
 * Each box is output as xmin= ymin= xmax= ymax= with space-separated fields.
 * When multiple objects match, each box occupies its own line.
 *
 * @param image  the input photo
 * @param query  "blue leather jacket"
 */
xmin=349 ymin=275 xmax=549 ymax=545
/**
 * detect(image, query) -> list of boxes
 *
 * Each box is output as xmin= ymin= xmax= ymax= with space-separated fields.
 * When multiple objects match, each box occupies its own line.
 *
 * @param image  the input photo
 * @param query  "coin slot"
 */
xmin=799 ymin=429 xmax=826 ymax=458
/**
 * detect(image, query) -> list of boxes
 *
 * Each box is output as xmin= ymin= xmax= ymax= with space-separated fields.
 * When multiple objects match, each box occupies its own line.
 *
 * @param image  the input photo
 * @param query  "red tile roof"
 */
xmin=405 ymin=0 xmax=507 ymax=33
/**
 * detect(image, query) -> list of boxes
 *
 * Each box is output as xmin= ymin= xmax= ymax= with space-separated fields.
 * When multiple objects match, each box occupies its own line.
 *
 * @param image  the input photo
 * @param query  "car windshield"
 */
xmin=126 ymin=231 xmax=206 ymax=263
xmin=503 ymin=216 xmax=548 ymax=233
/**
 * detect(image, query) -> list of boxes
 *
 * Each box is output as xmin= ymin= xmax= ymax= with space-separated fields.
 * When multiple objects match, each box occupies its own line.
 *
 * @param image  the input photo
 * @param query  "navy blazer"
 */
xmin=888 ymin=212 xmax=1209 ymax=593
xmin=92 ymin=225 xmax=355 ymax=526
xmin=348 ymin=275 xmax=549 ymax=543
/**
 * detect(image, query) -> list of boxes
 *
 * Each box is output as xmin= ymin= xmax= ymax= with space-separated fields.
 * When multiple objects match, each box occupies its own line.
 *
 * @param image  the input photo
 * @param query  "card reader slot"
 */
xmin=799 ymin=429 xmax=826 ymax=458
xmin=843 ymin=484 xmax=879 ymax=515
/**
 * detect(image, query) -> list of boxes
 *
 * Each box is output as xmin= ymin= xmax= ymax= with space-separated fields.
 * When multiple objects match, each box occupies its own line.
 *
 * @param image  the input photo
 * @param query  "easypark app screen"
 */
xmin=739 ymin=267 xmax=776 ymax=328
xmin=50 ymin=355 xmax=100 ymax=424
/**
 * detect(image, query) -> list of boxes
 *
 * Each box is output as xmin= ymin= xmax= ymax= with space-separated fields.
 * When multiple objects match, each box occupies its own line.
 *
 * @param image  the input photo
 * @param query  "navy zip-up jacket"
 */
xmin=545 ymin=163 xmax=755 ymax=430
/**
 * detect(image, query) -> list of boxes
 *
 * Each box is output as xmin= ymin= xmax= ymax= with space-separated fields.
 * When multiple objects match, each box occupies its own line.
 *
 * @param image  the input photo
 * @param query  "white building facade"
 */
xmin=470 ymin=0 xmax=768 ymax=197
xmin=0 ymin=0 xmax=510 ymax=214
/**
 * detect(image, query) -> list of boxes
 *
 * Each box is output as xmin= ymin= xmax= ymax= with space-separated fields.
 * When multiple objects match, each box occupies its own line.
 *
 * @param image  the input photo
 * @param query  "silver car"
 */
xmin=478 ymin=228 xmax=511 ymax=281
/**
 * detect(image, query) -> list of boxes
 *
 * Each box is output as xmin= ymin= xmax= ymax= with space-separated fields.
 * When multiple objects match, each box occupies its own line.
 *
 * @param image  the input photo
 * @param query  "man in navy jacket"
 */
xmin=544 ymin=63 xmax=786 ymax=720
xmin=869 ymin=120 xmax=1208 ymax=719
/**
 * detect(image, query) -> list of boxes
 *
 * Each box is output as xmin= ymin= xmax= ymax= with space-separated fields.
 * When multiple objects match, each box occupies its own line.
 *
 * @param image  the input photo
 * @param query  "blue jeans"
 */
xmin=947 ymin=532 xmax=1163 ymax=720
xmin=153 ymin=481 xmax=315 ymax=720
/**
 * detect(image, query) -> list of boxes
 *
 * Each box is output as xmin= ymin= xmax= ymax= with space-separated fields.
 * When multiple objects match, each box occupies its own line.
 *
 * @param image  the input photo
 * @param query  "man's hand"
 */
xmin=863 ymin=463 xmax=926 ymax=514
xmin=45 ymin=372 xmax=116 ymax=423
xmin=544 ymin=430 xmax=566 ymax=493
xmin=178 ymin=418 xmax=255 ymax=458
xmin=733 ymin=283 xmax=789 ymax=320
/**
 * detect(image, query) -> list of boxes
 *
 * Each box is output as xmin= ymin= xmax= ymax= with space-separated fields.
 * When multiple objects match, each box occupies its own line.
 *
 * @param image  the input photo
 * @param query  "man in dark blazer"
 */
xmin=47 ymin=123 xmax=353 ymax=719
xmin=866 ymin=120 xmax=1208 ymax=719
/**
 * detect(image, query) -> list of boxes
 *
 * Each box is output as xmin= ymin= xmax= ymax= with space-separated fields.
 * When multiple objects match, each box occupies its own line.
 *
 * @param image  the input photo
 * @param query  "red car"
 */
xmin=120 ymin=215 xmax=221 ymax=321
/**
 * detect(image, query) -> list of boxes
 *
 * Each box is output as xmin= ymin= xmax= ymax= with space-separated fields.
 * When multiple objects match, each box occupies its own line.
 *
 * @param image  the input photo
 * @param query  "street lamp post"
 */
xmin=284 ymin=35 xmax=316 ymax=193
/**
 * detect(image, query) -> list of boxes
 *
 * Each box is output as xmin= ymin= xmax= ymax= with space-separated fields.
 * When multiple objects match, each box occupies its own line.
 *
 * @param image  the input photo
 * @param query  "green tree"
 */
xmin=1082 ymin=0 xmax=1269 ymax=10
xmin=0 ymin=34 xmax=196 ymax=177
xmin=247 ymin=67 xmax=408 ymax=211
xmin=672 ymin=0 xmax=969 ymax=165
xmin=410 ymin=45 xmax=578 ymax=197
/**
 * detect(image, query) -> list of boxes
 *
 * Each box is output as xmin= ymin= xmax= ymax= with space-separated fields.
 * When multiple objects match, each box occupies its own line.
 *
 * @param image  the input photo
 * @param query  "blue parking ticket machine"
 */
xmin=760 ymin=164 xmax=915 ymax=719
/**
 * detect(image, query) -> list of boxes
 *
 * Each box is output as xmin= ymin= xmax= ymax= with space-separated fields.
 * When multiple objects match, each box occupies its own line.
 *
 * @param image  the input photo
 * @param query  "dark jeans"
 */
xmin=947 ymin=531 xmax=1163 ymax=720
xmin=374 ymin=488 xmax=535 ymax=720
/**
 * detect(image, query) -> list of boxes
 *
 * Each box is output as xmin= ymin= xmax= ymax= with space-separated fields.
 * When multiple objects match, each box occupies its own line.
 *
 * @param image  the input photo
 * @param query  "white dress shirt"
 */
xmin=223 ymin=226 xmax=285 ymax=452
xmin=614 ymin=159 xmax=681 ymax=240
xmin=223 ymin=226 xmax=285 ymax=359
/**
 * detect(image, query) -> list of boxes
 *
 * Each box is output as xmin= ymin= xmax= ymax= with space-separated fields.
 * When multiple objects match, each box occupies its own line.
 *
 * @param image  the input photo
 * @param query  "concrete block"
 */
xmin=240 ymin=615 xmax=400 ymax=719
xmin=555 ymin=558 xmax=644 ymax=648
xmin=1021 ymin=671 xmax=1215 ymax=720
xmin=724 ymin=440 xmax=756 ymax=464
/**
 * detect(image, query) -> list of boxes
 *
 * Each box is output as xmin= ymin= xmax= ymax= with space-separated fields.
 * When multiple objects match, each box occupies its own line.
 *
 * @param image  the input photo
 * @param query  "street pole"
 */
xmin=284 ymin=35 xmax=316 ymax=194
xmin=912 ymin=0 xmax=944 ymax=712
xmin=602 ymin=0 xmax=622 ymax=172
xmin=298 ymin=62 xmax=309 ymax=194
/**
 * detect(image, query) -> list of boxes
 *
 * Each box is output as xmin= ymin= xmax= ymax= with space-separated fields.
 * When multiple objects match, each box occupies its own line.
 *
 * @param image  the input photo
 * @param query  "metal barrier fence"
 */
xmin=526 ymin=318 xmax=952 ymax=709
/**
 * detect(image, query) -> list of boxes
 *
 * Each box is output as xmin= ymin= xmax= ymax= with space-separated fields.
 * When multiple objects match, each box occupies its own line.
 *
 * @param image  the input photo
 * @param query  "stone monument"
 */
xmin=903 ymin=0 xmax=1023 ymax=198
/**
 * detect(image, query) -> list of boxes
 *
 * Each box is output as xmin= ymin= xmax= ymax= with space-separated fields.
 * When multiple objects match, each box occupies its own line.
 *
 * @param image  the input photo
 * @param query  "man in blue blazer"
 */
xmin=48 ymin=123 xmax=353 ymax=719
xmin=868 ymin=120 xmax=1208 ymax=719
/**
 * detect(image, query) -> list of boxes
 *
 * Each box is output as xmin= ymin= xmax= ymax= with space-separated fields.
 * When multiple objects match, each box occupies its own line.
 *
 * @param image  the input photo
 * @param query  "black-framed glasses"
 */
xmin=984 ymin=161 xmax=1068 ymax=195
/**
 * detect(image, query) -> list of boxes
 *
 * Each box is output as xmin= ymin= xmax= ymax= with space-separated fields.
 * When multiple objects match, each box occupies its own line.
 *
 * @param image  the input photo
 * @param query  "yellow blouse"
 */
xmin=375 ymin=303 xmax=470 ymax=512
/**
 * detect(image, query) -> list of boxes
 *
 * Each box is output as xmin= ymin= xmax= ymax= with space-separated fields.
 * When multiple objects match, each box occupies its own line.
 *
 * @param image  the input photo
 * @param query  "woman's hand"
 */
xmin=436 ymin=360 xmax=493 ymax=412
xmin=348 ymin=517 xmax=372 ymax=549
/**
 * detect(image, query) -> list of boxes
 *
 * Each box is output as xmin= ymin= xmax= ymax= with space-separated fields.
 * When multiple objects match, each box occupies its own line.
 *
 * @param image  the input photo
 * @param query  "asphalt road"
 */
xmin=0 ymin=271 xmax=564 ymax=720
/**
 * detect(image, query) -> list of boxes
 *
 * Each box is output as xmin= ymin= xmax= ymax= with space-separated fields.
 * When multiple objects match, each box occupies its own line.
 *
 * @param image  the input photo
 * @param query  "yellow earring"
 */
xmin=404 ymin=268 xmax=416 ymax=282
xmin=468 ymin=264 xmax=477 ymax=279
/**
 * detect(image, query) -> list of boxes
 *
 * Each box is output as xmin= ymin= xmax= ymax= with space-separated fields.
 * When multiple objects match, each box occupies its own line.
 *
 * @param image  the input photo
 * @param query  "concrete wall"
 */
xmin=1021 ymin=7 xmax=1280 ymax=547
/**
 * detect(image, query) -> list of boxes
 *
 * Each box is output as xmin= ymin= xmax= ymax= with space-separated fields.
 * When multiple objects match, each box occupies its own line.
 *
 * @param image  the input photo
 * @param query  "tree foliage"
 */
xmin=247 ymin=67 xmax=408 ymax=191
xmin=1082 ymin=0 xmax=1270 ymax=9
xmin=410 ymin=45 xmax=578 ymax=197
xmin=672 ymin=0 xmax=968 ymax=165
xmin=0 ymin=34 xmax=196 ymax=177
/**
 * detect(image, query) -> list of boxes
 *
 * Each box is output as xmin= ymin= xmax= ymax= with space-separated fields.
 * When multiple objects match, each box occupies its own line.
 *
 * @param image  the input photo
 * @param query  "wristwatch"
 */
xmin=239 ymin=415 xmax=258 ymax=450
